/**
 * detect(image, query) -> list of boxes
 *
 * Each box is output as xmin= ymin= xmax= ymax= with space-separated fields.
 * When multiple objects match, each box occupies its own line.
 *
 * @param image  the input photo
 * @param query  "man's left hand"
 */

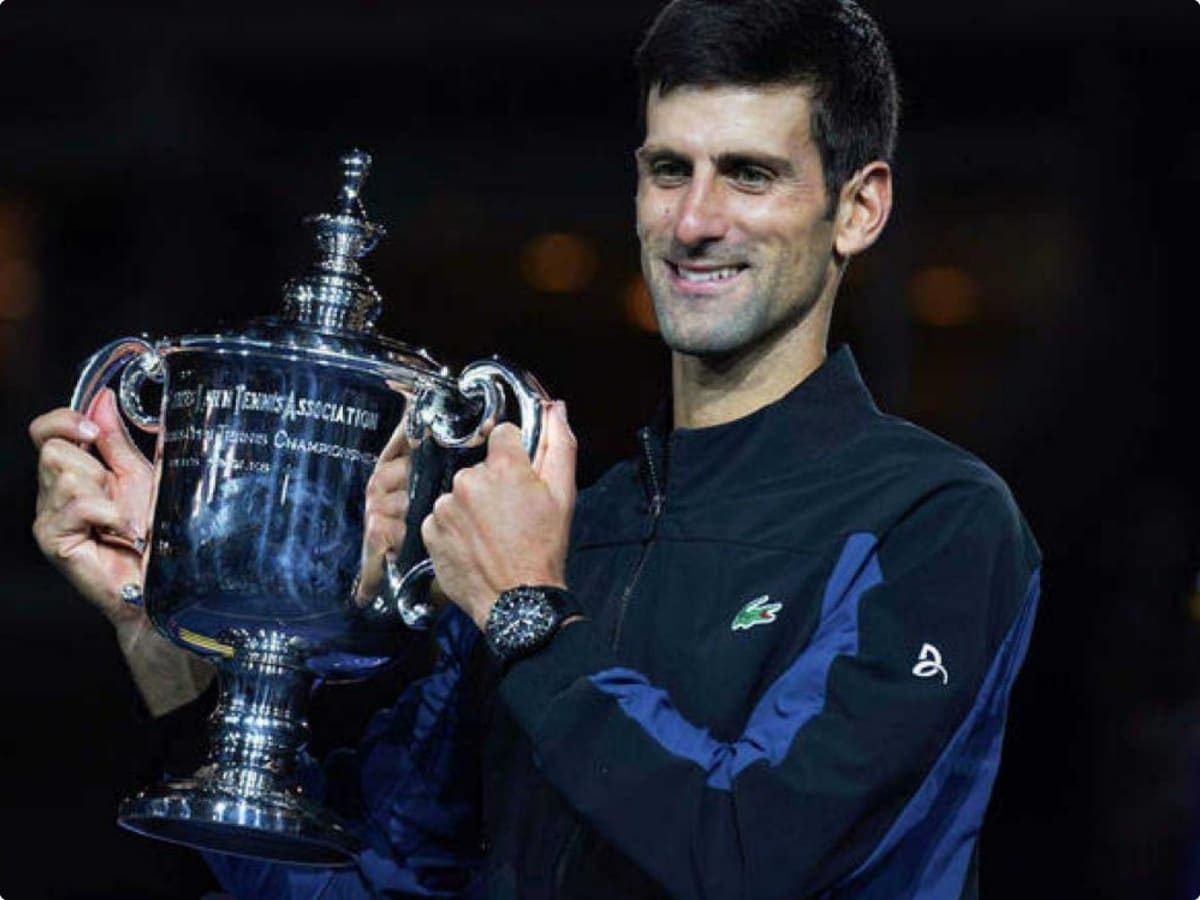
xmin=421 ymin=401 xmax=576 ymax=630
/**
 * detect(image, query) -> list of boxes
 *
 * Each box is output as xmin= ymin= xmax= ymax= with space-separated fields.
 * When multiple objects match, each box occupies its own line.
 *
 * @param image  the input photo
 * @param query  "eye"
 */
xmin=648 ymin=159 xmax=689 ymax=186
xmin=730 ymin=165 xmax=773 ymax=191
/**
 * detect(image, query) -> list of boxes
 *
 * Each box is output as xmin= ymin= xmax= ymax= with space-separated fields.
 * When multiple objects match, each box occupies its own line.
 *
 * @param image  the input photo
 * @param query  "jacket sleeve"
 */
xmin=205 ymin=606 xmax=487 ymax=899
xmin=498 ymin=482 xmax=1041 ymax=900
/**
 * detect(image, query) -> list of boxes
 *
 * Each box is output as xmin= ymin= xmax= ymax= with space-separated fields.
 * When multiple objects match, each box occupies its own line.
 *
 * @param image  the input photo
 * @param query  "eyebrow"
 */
xmin=634 ymin=145 xmax=682 ymax=167
xmin=635 ymin=145 xmax=796 ymax=178
xmin=717 ymin=152 xmax=796 ymax=178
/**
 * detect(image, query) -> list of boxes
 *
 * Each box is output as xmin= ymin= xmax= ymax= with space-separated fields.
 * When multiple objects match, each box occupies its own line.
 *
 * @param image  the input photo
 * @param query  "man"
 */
xmin=30 ymin=1 xmax=1040 ymax=896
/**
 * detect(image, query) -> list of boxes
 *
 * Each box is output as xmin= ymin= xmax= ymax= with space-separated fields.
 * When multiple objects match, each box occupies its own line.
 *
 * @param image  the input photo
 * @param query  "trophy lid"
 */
xmin=161 ymin=150 xmax=448 ymax=384
xmin=281 ymin=149 xmax=387 ymax=333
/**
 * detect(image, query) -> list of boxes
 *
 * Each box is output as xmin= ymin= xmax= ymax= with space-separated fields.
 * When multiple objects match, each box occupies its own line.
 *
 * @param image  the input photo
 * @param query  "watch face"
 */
xmin=487 ymin=587 xmax=563 ymax=661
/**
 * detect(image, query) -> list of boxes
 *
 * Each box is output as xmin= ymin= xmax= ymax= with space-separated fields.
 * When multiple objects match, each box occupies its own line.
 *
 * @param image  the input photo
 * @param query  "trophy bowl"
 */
xmin=68 ymin=151 xmax=546 ymax=865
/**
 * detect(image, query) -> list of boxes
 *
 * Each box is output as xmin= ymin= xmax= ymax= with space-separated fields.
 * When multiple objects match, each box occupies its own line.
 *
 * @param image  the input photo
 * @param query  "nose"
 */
xmin=673 ymin=172 xmax=728 ymax=248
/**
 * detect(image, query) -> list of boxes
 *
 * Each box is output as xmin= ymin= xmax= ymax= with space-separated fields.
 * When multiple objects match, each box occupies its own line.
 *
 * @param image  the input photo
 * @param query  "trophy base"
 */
xmin=118 ymin=778 xmax=362 ymax=867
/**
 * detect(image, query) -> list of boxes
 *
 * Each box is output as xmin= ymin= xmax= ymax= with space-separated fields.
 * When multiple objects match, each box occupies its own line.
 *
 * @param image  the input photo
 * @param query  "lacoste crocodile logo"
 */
xmin=731 ymin=595 xmax=783 ymax=631
xmin=912 ymin=643 xmax=949 ymax=684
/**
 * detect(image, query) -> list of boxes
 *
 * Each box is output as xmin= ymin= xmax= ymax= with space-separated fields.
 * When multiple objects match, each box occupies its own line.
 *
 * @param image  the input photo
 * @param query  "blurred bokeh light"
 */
xmin=519 ymin=232 xmax=598 ymax=294
xmin=0 ymin=204 xmax=38 ymax=324
xmin=622 ymin=273 xmax=657 ymax=333
xmin=909 ymin=264 xmax=981 ymax=327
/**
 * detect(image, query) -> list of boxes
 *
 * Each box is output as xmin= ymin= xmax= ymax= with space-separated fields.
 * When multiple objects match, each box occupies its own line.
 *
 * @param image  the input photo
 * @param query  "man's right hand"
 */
xmin=30 ymin=387 xmax=152 ymax=631
xmin=30 ymin=388 xmax=213 ymax=715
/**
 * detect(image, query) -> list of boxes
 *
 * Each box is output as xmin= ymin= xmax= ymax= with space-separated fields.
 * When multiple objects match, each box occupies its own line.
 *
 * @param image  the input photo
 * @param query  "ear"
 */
xmin=833 ymin=161 xmax=893 ymax=259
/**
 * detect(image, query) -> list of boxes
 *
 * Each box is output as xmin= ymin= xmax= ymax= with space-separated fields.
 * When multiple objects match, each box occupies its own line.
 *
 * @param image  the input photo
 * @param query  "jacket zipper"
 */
xmin=610 ymin=427 xmax=665 ymax=650
xmin=552 ymin=825 xmax=584 ymax=897
xmin=555 ymin=428 xmax=665 ymax=895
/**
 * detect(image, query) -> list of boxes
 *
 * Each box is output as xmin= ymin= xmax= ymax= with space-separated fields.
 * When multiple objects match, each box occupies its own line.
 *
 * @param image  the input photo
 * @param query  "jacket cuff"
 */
xmin=498 ymin=619 xmax=616 ymax=736
xmin=144 ymin=679 xmax=218 ymax=780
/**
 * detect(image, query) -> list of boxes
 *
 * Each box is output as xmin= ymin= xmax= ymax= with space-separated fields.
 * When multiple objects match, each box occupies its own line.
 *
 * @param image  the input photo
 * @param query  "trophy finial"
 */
xmin=338 ymin=150 xmax=372 ymax=216
xmin=282 ymin=149 xmax=387 ymax=333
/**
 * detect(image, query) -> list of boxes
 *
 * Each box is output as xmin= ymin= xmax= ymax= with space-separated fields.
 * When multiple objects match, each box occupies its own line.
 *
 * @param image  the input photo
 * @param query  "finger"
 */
xmin=539 ymin=401 xmax=578 ymax=510
xmin=368 ymin=456 xmax=410 ymax=497
xmin=531 ymin=400 xmax=554 ymax=474
xmin=355 ymin=556 xmax=383 ymax=605
xmin=356 ymin=539 xmax=398 ymax=604
xmin=430 ymin=492 xmax=457 ymax=526
xmin=29 ymin=408 xmax=100 ymax=449
xmin=419 ymin=511 xmax=440 ymax=550
xmin=367 ymin=490 xmax=409 ymax=521
xmin=49 ymin=493 xmax=139 ymax=545
xmin=38 ymin=437 xmax=109 ymax=486
xmin=88 ymin=389 xmax=152 ymax=477
xmin=485 ymin=422 xmax=527 ymax=468
xmin=355 ymin=503 xmax=407 ymax=604
xmin=377 ymin=423 xmax=413 ymax=464
xmin=41 ymin=465 xmax=108 ymax=515
xmin=362 ymin=499 xmax=408 ymax=551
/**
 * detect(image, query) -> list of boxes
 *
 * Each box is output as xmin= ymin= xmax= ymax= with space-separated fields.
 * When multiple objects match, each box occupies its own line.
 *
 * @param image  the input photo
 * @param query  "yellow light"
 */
xmin=0 ymin=204 xmax=37 ymax=322
xmin=909 ymin=266 xmax=981 ymax=328
xmin=0 ymin=205 xmax=32 ymax=257
xmin=623 ymin=275 xmax=658 ymax=333
xmin=519 ymin=232 xmax=598 ymax=294
xmin=0 ymin=258 xmax=38 ymax=321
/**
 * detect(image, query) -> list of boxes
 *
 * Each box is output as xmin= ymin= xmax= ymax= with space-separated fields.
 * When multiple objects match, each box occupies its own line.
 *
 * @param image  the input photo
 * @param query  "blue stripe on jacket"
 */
xmin=588 ymin=531 xmax=882 ymax=790
xmin=832 ymin=567 xmax=1041 ymax=899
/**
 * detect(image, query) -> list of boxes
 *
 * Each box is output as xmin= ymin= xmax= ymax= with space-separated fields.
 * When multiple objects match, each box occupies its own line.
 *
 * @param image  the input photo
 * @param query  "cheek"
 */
xmin=634 ymin=203 xmax=652 ymax=243
xmin=775 ymin=233 xmax=835 ymax=298
xmin=636 ymin=192 xmax=675 ymax=238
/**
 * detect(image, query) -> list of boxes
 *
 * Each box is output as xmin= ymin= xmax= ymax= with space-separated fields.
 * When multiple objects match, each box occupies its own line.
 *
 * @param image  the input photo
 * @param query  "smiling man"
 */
xmin=635 ymin=80 xmax=882 ymax=427
xmin=31 ymin=1 xmax=1040 ymax=897
xmin=413 ymin=3 xmax=1040 ymax=897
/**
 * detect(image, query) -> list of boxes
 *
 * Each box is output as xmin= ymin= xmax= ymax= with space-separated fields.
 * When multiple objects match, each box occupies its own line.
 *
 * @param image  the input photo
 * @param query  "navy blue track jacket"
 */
xmin=207 ymin=346 xmax=1041 ymax=898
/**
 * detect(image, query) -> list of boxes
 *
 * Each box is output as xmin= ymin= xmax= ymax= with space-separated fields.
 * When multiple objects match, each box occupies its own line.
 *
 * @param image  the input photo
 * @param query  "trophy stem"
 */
xmin=117 ymin=630 xmax=363 ymax=866
xmin=209 ymin=630 xmax=313 ymax=802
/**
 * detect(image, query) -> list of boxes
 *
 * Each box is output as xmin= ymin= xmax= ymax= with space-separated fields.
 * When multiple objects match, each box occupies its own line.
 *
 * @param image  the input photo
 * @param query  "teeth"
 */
xmin=675 ymin=265 xmax=743 ymax=283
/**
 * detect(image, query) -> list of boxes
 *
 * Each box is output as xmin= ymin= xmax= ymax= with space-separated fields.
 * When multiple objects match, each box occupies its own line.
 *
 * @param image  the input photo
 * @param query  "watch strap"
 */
xmin=485 ymin=584 xmax=581 ymax=665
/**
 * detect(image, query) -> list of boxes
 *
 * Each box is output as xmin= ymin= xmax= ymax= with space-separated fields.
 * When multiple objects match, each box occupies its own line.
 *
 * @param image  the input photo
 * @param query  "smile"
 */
xmin=667 ymin=261 xmax=749 ymax=286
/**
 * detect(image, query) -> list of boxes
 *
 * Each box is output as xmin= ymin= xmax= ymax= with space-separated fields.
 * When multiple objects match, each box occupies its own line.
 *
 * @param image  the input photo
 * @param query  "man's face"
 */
xmin=635 ymin=84 xmax=839 ymax=359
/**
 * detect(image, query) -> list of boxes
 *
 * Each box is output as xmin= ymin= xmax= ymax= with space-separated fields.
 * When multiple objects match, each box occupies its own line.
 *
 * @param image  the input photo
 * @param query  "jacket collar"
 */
xmin=638 ymin=345 xmax=880 ymax=508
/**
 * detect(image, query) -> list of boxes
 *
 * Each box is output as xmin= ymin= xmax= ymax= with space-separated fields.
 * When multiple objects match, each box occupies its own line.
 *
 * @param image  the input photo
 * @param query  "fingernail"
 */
xmin=556 ymin=401 xmax=569 ymax=422
xmin=79 ymin=420 xmax=100 ymax=440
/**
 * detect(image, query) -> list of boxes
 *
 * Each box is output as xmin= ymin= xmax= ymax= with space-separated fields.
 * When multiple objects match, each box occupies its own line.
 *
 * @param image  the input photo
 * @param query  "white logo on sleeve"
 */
xmin=912 ymin=643 xmax=949 ymax=684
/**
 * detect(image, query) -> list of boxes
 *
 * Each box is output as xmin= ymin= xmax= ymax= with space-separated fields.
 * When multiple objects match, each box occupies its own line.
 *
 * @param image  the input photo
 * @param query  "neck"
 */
xmin=671 ymin=298 xmax=832 ymax=430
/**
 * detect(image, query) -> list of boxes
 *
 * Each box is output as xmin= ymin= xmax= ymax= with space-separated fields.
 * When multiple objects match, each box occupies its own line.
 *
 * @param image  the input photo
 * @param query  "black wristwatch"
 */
xmin=485 ymin=584 xmax=580 ymax=665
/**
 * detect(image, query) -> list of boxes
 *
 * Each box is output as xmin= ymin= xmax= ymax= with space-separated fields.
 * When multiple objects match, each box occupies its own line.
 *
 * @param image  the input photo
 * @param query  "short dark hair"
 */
xmin=634 ymin=0 xmax=899 ymax=209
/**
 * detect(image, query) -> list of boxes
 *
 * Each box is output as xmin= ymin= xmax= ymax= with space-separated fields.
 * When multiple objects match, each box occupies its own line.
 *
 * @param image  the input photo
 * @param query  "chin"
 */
xmin=652 ymin=297 xmax=754 ymax=355
xmin=658 ymin=320 xmax=756 ymax=359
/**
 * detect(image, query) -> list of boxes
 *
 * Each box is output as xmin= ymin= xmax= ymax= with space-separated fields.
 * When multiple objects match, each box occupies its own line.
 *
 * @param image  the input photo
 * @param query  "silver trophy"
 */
xmin=69 ymin=151 xmax=546 ymax=865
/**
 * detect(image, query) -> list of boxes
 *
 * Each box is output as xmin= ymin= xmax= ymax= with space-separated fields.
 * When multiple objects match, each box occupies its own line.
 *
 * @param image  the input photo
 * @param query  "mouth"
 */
xmin=665 ymin=260 xmax=750 ymax=289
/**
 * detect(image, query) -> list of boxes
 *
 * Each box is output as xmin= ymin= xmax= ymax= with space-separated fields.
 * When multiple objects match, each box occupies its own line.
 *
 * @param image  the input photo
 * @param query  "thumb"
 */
xmin=539 ymin=402 xmax=577 ymax=510
xmin=87 ymin=388 xmax=151 ymax=476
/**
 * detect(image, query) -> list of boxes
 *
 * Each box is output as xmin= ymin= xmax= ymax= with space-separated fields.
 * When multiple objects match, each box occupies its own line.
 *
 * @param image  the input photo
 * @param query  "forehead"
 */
xmin=642 ymin=84 xmax=817 ymax=158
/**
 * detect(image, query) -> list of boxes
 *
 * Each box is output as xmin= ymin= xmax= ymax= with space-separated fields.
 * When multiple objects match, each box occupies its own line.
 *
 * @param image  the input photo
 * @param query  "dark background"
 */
xmin=1 ymin=0 xmax=1198 ymax=896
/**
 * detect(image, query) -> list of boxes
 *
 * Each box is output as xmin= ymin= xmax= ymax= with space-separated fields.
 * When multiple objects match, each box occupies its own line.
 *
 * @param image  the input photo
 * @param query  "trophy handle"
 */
xmin=455 ymin=358 xmax=549 ymax=457
xmin=69 ymin=336 xmax=166 ymax=606
xmin=71 ymin=336 xmax=165 ymax=433
xmin=379 ymin=359 xmax=549 ymax=629
xmin=410 ymin=358 xmax=548 ymax=455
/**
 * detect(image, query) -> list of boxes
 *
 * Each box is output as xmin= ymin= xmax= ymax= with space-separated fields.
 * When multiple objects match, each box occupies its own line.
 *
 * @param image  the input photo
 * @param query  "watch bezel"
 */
xmin=485 ymin=584 xmax=574 ymax=664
